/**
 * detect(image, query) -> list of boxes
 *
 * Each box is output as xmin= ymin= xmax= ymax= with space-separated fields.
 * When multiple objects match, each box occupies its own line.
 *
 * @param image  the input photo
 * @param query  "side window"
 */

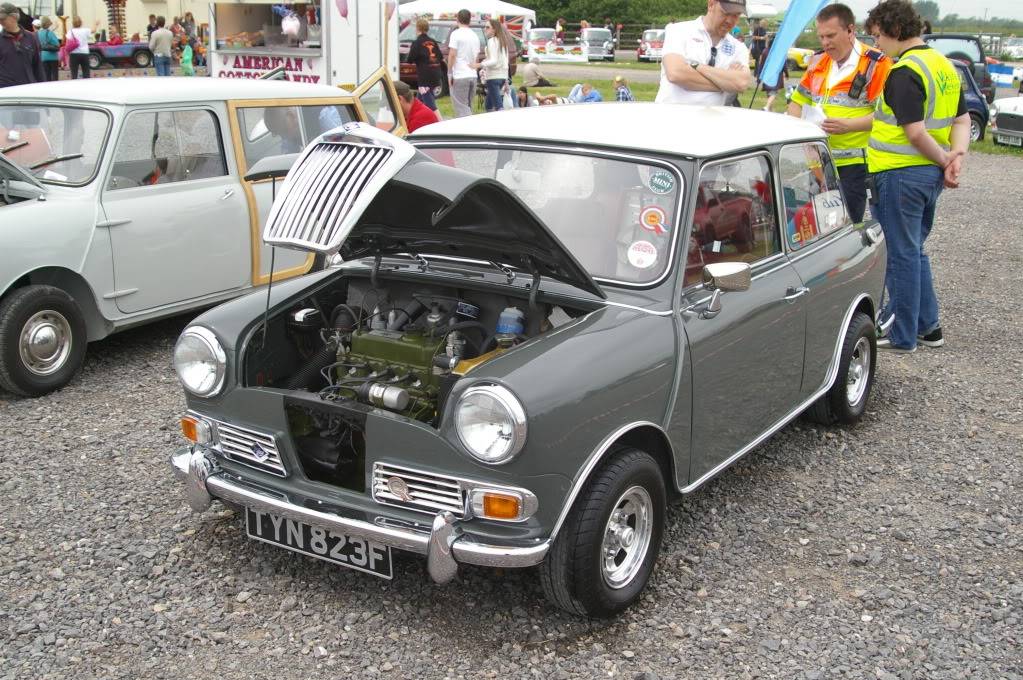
xmin=684 ymin=155 xmax=780 ymax=287
xmin=779 ymin=143 xmax=850 ymax=251
xmin=108 ymin=109 xmax=225 ymax=190
xmin=358 ymin=82 xmax=399 ymax=132
xmin=238 ymin=104 xmax=356 ymax=168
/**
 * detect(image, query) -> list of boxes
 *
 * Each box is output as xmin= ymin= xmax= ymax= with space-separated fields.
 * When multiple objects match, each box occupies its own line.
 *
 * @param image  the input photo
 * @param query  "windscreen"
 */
xmin=0 ymin=105 xmax=109 ymax=185
xmin=420 ymin=146 xmax=682 ymax=285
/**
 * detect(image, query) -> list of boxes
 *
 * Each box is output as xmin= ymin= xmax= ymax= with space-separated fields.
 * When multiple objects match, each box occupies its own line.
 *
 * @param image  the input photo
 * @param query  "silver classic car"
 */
xmin=170 ymin=104 xmax=887 ymax=617
xmin=0 ymin=74 xmax=405 ymax=396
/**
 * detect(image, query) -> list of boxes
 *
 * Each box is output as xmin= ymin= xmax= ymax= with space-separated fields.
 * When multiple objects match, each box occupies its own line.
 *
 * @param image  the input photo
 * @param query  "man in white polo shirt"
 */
xmin=656 ymin=0 xmax=752 ymax=106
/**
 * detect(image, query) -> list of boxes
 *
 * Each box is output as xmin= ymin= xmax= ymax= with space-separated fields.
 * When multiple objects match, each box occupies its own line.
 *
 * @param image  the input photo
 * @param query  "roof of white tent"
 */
xmin=398 ymin=0 xmax=536 ymax=21
xmin=747 ymin=3 xmax=778 ymax=19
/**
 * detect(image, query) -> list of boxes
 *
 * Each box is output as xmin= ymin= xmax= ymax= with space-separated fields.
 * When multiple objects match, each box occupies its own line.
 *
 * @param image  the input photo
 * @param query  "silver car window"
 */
xmin=0 ymin=104 xmax=109 ymax=185
xmin=239 ymin=104 xmax=356 ymax=168
xmin=778 ymin=143 xmax=850 ymax=251
xmin=108 ymin=110 xmax=227 ymax=190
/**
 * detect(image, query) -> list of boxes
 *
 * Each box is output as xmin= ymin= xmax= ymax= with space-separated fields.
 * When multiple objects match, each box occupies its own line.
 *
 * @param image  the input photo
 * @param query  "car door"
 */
xmin=101 ymin=106 xmax=249 ymax=314
xmin=228 ymin=97 xmax=361 ymax=285
xmin=679 ymin=153 xmax=807 ymax=483
xmin=352 ymin=66 xmax=408 ymax=137
xmin=777 ymin=142 xmax=872 ymax=395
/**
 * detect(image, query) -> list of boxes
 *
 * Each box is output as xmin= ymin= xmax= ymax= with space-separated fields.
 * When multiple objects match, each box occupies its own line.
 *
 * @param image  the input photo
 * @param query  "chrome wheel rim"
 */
xmin=19 ymin=310 xmax=72 ymax=376
xmin=601 ymin=485 xmax=653 ymax=590
xmin=846 ymin=336 xmax=872 ymax=406
xmin=970 ymin=120 xmax=980 ymax=142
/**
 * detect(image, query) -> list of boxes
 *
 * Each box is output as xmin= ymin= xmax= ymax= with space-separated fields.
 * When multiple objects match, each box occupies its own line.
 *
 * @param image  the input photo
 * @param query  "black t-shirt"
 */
xmin=883 ymin=45 xmax=968 ymax=126
xmin=406 ymin=34 xmax=443 ymax=88
xmin=751 ymin=25 xmax=766 ymax=54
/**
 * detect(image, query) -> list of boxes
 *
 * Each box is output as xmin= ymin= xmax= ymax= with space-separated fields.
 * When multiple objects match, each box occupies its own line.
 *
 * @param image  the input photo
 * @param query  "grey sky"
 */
xmin=773 ymin=1 xmax=1023 ymax=21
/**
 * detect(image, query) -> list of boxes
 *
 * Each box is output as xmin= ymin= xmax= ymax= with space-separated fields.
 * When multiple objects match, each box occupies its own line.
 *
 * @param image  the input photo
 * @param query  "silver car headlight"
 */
xmin=173 ymin=326 xmax=227 ymax=397
xmin=454 ymin=384 xmax=527 ymax=464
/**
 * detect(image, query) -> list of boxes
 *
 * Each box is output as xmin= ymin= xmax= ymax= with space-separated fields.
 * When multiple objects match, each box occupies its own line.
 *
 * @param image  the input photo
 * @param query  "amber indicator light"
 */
xmin=482 ymin=493 xmax=520 ymax=520
xmin=180 ymin=416 xmax=199 ymax=442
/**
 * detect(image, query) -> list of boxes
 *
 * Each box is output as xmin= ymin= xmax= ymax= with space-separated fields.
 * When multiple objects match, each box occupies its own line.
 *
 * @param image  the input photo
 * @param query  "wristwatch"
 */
xmin=689 ymin=60 xmax=700 ymax=69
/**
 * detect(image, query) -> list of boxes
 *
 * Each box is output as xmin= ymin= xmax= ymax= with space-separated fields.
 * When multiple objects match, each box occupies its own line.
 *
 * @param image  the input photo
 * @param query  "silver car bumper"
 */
xmin=170 ymin=448 xmax=550 ymax=583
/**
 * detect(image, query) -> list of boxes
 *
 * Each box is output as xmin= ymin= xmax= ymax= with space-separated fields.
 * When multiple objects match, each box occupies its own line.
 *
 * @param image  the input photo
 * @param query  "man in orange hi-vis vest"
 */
xmin=787 ymin=3 xmax=891 ymax=223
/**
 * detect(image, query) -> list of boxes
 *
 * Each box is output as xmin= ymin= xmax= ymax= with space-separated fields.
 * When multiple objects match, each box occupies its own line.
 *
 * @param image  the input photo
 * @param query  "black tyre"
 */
xmin=133 ymin=49 xmax=153 ymax=68
xmin=540 ymin=448 xmax=666 ymax=617
xmin=87 ymin=52 xmax=103 ymax=70
xmin=806 ymin=312 xmax=876 ymax=425
xmin=969 ymin=113 xmax=984 ymax=142
xmin=0 ymin=285 xmax=88 ymax=397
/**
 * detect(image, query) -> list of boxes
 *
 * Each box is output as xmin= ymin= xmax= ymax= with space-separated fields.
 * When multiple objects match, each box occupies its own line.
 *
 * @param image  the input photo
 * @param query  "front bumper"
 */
xmin=170 ymin=448 xmax=551 ymax=583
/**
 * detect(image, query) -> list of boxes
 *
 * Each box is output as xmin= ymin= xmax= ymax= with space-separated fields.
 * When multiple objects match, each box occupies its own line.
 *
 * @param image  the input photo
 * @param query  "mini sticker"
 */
xmin=648 ymin=171 xmax=675 ymax=195
xmin=628 ymin=240 xmax=658 ymax=269
xmin=639 ymin=206 xmax=669 ymax=236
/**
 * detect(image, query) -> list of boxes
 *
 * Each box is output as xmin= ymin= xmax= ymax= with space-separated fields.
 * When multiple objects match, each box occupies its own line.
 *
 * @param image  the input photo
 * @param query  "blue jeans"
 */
xmin=484 ymin=79 xmax=505 ymax=112
xmin=870 ymin=164 xmax=944 ymax=349
xmin=154 ymin=55 xmax=171 ymax=76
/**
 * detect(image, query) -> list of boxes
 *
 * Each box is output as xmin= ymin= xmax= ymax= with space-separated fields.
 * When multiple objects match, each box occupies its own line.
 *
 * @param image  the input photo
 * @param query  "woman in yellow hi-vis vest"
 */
xmin=865 ymin=0 xmax=970 ymax=354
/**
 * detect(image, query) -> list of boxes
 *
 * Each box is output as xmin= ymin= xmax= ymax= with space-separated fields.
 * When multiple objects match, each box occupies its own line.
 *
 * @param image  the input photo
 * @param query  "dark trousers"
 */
xmin=42 ymin=61 xmax=59 ymax=81
xmin=70 ymin=53 xmax=90 ymax=79
xmin=838 ymin=163 xmax=868 ymax=224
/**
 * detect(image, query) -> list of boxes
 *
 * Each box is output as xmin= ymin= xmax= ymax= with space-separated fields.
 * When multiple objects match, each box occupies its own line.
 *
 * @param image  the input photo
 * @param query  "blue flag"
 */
xmin=759 ymin=0 xmax=829 ymax=87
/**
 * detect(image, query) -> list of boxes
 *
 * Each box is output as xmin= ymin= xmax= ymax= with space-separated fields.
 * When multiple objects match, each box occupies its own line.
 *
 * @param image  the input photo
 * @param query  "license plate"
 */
xmin=997 ymin=134 xmax=1022 ymax=147
xmin=245 ymin=508 xmax=393 ymax=579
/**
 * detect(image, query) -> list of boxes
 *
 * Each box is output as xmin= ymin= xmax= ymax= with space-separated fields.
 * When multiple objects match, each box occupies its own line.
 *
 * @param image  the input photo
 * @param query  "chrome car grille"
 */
xmin=263 ymin=142 xmax=392 ymax=251
xmin=213 ymin=420 xmax=286 ymax=477
xmin=372 ymin=463 xmax=467 ymax=518
xmin=996 ymin=112 xmax=1023 ymax=133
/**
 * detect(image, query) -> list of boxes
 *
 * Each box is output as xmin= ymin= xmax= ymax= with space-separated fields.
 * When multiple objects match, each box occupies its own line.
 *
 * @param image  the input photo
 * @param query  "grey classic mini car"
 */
xmin=170 ymin=104 xmax=888 ymax=617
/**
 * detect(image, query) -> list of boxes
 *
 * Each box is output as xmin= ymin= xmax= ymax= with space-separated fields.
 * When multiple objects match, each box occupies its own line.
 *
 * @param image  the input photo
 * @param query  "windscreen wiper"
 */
xmin=0 ymin=141 xmax=28 ymax=154
xmin=30 ymin=153 xmax=84 ymax=170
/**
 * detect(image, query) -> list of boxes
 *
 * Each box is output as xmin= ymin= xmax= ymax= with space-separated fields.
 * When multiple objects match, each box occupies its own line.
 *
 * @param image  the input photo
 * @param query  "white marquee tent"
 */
xmin=398 ymin=0 xmax=536 ymax=23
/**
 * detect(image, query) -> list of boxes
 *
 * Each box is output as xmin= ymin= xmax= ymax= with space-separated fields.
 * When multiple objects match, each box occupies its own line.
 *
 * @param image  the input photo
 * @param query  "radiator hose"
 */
xmin=285 ymin=342 xmax=338 ymax=390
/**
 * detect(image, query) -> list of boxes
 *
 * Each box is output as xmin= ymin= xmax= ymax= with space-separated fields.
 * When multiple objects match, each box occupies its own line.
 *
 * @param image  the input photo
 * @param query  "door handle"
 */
xmin=864 ymin=224 xmax=883 ymax=246
xmin=220 ymin=189 xmax=235 ymax=201
xmin=784 ymin=286 xmax=809 ymax=301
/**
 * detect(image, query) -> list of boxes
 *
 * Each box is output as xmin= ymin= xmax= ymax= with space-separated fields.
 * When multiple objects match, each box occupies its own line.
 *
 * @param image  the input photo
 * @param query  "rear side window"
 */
xmin=108 ymin=109 xmax=226 ymax=190
xmin=684 ymin=155 xmax=780 ymax=287
xmin=926 ymin=37 xmax=983 ymax=63
xmin=778 ymin=143 xmax=851 ymax=251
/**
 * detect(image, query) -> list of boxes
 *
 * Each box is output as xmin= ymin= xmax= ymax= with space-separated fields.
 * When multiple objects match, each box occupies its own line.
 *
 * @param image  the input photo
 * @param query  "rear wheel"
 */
xmin=969 ymin=113 xmax=984 ymax=142
xmin=540 ymin=448 xmax=665 ymax=618
xmin=87 ymin=52 xmax=103 ymax=69
xmin=133 ymin=49 xmax=153 ymax=67
xmin=0 ymin=285 xmax=88 ymax=397
xmin=806 ymin=312 xmax=876 ymax=425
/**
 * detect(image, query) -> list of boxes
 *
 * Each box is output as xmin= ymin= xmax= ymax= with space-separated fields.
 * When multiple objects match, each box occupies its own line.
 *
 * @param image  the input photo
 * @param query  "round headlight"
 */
xmin=173 ymin=326 xmax=227 ymax=397
xmin=454 ymin=385 xmax=527 ymax=464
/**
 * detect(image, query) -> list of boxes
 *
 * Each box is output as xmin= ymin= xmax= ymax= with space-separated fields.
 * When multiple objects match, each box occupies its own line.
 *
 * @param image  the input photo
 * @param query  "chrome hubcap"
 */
xmin=19 ymin=310 xmax=72 ymax=376
xmin=846 ymin=336 xmax=872 ymax=406
xmin=601 ymin=486 xmax=653 ymax=589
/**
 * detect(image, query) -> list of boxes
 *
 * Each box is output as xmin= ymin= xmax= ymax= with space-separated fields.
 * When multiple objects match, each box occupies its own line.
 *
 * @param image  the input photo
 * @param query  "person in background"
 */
xmin=555 ymin=17 xmax=565 ymax=44
xmin=521 ymin=55 xmax=552 ymax=87
xmin=446 ymin=9 xmax=481 ymax=117
xmin=107 ymin=25 xmax=124 ymax=45
xmin=146 ymin=14 xmax=157 ymax=36
xmin=16 ymin=4 xmax=32 ymax=31
xmin=866 ymin=0 xmax=969 ymax=353
xmin=750 ymin=18 xmax=767 ymax=62
xmin=181 ymin=12 xmax=196 ymax=40
xmin=178 ymin=35 xmax=194 ymax=76
xmin=0 ymin=3 xmax=43 ymax=87
xmin=473 ymin=18 xmax=509 ymax=113
xmin=922 ymin=19 xmax=932 ymax=35
xmin=36 ymin=16 xmax=59 ymax=81
xmin=603 ymin=17 xmax=613 ymax=32
xmin=787 ymin=3 xmax=891 ymax=223
xmin=613 ymin=75 xmax=635 ymax=101
xmin=395 ymin=80 xmax=438 ymax=132
xmin=656 ymin=0 xmax=752 ymax=106
xmin=169 ymin=16 xmax=183 ymax=37
xmin=756 ymin=35 xmax=787 ymax=111
xmin=405 ymin=18 xmax=443 ymax=112
xmin=149 ymin=15 xmax=173 ymax=76
xmin=68 ymin=15 xmax=92 ymax=79
xmin=568 ymin=82 xmax=602 ymax=102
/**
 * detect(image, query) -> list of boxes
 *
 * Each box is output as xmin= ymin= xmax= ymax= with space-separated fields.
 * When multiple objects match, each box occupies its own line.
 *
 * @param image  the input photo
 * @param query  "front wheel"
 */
xmin=133 ymin=49 xmax=153 ymax=68
xmin=969 ymin=113 xmax=984 ymax=142
xmin=540 ymin=448 xmax=666 ymax=617
xmin=0 ymin=285 xmax=88 ymax=397
xmin=87 ymin=52 xmax=103 ymax=70
xmin=806 ymin=311 xmax=876 ymax=425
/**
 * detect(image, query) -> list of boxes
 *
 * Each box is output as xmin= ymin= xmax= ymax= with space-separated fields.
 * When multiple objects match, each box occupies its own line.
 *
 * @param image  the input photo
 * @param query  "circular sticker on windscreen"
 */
xmin=639 ymin=206 xmax=669 ymax=236
xmin=628 ymin=240 xmax=658 ymax=269
xmin=648 ymin=171 xmax=676 ymax=195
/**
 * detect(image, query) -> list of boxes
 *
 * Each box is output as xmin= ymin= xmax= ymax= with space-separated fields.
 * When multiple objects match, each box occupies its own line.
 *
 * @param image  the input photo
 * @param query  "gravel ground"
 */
xmin=2 ymin=150 xmax=1021 ymax=679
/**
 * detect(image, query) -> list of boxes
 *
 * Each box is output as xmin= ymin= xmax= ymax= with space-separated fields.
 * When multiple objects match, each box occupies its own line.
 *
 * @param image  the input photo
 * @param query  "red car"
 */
xmin=398 ymin=20 xmax=486 ymax=97
xmin=636 ymin=29 xmax=664 ymax=63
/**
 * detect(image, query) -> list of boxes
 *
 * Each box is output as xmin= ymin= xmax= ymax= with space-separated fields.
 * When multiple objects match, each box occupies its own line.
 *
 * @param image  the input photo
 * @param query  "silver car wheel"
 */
xmin=846 ymin=336 xmax=872 ymax=406
xmin=19 ymin=310 xmax=73 ymax=376
xmin=601 ymin=485 xmax=653 ymax=589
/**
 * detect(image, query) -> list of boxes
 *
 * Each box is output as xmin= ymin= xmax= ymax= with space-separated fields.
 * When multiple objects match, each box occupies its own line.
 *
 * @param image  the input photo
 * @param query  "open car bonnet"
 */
xmin=262 ymin=123 xmax=605 ymax=299
xmin=0 ymin=152 xmax=44 ymax=191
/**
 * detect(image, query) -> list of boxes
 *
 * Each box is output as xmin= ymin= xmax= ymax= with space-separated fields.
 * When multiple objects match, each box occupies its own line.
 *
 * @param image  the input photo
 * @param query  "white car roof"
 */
xmin=411 ymin=102 xmax=826 ymax=158
xmin=0 ymin=78 xmax=351 ymax=105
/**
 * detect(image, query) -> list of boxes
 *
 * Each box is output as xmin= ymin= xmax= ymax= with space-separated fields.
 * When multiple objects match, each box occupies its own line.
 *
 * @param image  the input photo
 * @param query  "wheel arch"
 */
xmin=548 ymin=421 xmax=677 ymax=543
xmin=3 ymin=268 xmax=111 ymax=341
